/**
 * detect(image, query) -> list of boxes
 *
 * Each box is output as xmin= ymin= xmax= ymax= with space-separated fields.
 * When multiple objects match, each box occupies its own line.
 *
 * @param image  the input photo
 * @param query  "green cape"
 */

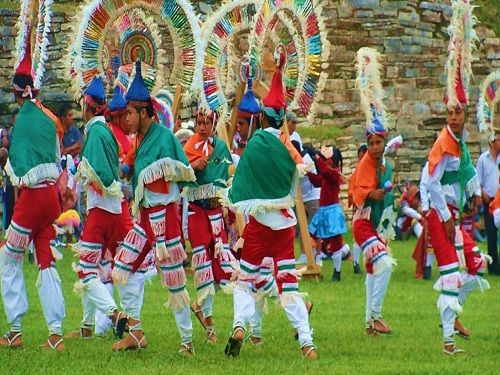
xmin=221 ymin=129 xmax=298 ymax=214
xmin=132 ymin=122 xmax=195 ymax=214
xmin=183 ymin=137 xmax=232 ymax=201
xmin=77 ymin=119 xmax=121 ymax=197
xmin=6 ymin=100 xmax=59 ymax=186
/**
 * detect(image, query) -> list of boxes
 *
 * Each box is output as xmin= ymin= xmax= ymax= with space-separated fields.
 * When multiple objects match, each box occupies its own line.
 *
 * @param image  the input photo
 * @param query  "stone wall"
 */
xmin=0 ymin=0 xmax=499 ymax=189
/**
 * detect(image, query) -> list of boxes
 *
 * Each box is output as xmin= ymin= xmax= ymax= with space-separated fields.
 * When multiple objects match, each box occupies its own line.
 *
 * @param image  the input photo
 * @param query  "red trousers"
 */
xmin=5 ymin=185 xmax=60 ymax=269
xmin=353 ymin=219 xmax=388 ymax=274
xmin=427 ymin=208 xmax=483 ymax=275
xmin=240 ymin=217 xmax=298 ymax=294
xmin=188 ymin=204 xmax=231 ymax=284
xmin=78 ymin=201 xmax=133 ymax=281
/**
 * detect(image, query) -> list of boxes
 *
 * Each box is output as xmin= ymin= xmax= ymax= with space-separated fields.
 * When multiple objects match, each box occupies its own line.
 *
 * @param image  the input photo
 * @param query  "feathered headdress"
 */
xmin=444 ymin=0 xmax=478 ymax=108
xmin=13 ymin=25 xmax=36 ymax=97
xmin=355 ymin=47 xmax=388 ymax=138
xmin=477 ymin=70 xmax=500 ymax=141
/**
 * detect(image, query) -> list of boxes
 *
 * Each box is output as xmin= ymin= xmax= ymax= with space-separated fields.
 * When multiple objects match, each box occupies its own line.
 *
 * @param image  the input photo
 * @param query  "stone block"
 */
xmin=401 ymin=45 xmax=421 ymax=54
xmin=338 ymin=3 xmax=354 ymax=18
xmin=355 ymin=10 xmax=373 ymax=18
xmin=404 ymin=67 xmax=418 ymax=78
xmin=398 ymin=11 xmax=419 ymax=26
xmin=383 ymin=38 xmax=402 ymax=53
xmin=386 ymin=66 xmax=399 ymax=79
xmin=422 ymin=10 xmax=441 ymax=24
xmin=373 ymin=8 xmax=397 ymax=18
xmin=412 ymin=36 xmax=434 ymax=47
xmin=351 ymin=0 xmax=379 ymax=8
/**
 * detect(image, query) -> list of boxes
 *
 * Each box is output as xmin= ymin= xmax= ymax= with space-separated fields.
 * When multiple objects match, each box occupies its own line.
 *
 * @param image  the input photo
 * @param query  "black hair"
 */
xmin=332 ymin=146 xmax=343 ymax=172
xmin=11 ymin=108 xmax=19 ymax=117
xmin=357 ymin=144 xmax=367 ymax=156
xmin=262 ymin=111 xmax=282 ymax=129
xmin=57 ymin=103 xmax=73 ymax=119
xmin=133 ymin=100 xmax=155 ymax=118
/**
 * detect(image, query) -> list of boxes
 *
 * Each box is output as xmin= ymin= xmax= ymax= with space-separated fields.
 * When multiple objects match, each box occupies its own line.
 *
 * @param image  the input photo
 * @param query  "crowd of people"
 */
xmin=0 ymin=1 xmax=497 ymax=361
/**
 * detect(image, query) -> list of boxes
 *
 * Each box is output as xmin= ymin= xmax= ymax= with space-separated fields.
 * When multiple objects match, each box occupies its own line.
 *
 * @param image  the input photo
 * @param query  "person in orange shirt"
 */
xmin=111 ymin=62 xmax=196 ymax=354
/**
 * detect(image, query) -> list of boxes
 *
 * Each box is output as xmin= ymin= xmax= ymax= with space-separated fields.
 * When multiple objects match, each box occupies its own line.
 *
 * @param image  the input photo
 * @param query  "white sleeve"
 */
xmin=475 ymin=154 xmax=484 ymax=189
xmin=419 ymin=166 xmax=430 ymax=211
xmin=402 ymin=206 xmax=422 ymax=221
xmin=421 ymin=159 xmax=451 ymax=222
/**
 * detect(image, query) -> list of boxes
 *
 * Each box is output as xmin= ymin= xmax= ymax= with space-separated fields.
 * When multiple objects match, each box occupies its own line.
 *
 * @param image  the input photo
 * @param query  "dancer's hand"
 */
xmin=233 ymin=237 xmax=244 ymax=252
xmin=368 ymin=189 xmax=385 ymax=201
xmin=192 ymin=158 xmax=208 ymax=171
xmin=444 ymin=218 xmax=455 ymax=244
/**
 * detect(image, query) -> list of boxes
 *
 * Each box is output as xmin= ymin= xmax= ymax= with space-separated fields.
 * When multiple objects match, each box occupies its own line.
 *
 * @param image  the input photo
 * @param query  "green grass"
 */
xmin=0 ymin=232 xmax=498 ymax=374
xmin=476 ymin=0 xmax=500 ymax=36
xmin=296 ymin=124 xmax=344 ymax=143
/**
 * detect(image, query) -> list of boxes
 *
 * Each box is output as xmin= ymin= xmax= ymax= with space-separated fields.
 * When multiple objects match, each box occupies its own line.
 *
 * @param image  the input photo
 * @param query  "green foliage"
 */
xmin=475 ymin=0 xmax=500 ymax=36
xmin=297 ymin=124 xmax=344 ymax=143
xmin=0 ymin=235 xmax=497 ymax=374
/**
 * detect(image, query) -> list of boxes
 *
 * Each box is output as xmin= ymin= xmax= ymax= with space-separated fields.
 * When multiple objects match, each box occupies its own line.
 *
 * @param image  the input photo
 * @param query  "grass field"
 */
xmin=0 ymin=232 xmax=498 ymax=375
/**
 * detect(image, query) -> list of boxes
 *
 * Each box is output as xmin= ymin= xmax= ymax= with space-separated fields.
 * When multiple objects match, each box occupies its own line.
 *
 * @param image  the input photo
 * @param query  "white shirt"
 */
xmin=300 ymin=153 xmax=320 ymax=202
xmin=143 ymin=182 xmax=179 ymax=208
xmin=420 ymin=154 xmax=480 ymax=222
xmin=476 ymin=150 xmax=500 ymax=198
xmin=252 ymin=127 xmax=297 ymax=230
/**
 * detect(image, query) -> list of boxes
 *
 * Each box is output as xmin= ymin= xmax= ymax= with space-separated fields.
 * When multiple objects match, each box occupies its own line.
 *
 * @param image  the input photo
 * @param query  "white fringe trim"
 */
xmin=218 ymin=188 xmax=295 ymax=216
xmin=183 ymin=183 xmax=222 ymax=201
xmin=372 ymin=255 xmax=396 ymax=275
xmin=76 ymin=157 xmax=122 ymax=198
xmin=132 ymin=157 xmax=196 ymax=215
xmin=5 ymin=159 xmax=59 ymax=187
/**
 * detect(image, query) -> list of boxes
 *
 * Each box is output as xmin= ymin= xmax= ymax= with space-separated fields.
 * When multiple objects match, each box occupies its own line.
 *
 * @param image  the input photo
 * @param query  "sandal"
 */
xmin=365 ymin=321 xmax=378 ymax=336
xmin=0 ymin=331 xmax=23 ymax=348
xmin=454 ymin=319 xmax=470 ymax=340
xmin=66 ymin=327 xmax=92 ymax=339
xmin=112 ymin=311 xmax=129 ymax=339
xmin=190 ymin=303 xmax=206 ymax=330
xmin=112 ymin=330 xmax=148 ymax=351
xmin=302 ymin=345 xmax=318 ymax=360
xmin=443 ymin=344 xmax=465 ymax=355
xmin=247 ymin=335 xmax=262 ymax=345
xmin=41 ymin=334 xmax=65 ymax=352
xmin=224 ymin=327 xmax=244 ymax=357
xmin=178 ymin=342 xmax=195 ymax=356
xmin=206 ymin=326 xmax=217 ymax=344
xmin=372 ymin=317 xmax=392 ymax=335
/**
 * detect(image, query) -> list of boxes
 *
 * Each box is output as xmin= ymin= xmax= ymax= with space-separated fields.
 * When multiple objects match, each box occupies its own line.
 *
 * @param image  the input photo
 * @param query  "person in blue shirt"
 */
xmin=58 ymin=104 xmax=82 ymax=159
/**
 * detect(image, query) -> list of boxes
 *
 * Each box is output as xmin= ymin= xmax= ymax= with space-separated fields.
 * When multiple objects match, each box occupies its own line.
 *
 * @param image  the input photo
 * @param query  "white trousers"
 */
xmin=365 ymin=265 xmax=392 ymax=322
xmin=233 ymin=286 xmax=313 ymax=348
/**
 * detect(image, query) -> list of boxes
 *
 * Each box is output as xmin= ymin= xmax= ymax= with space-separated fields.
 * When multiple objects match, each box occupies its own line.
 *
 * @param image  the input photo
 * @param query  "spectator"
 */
xmin=286 ymin=112 xmax=302 ymax=150
xmin=58 ymin=104 xmax=82 ymax=159
xmin=1 ymin=109 xmax=18 ymax=232
xmin=476 ymin=133 xmax=500 ymax=275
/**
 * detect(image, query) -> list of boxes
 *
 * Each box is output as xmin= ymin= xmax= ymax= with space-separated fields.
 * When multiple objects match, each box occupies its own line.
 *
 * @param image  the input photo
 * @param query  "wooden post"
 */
xmin=281 ymin=119 xmax=321 ymax=281
xmin=171 ymin=85 xmax=183 ymax=121
xmin=228 ymin=83 xmax=247 ymax=144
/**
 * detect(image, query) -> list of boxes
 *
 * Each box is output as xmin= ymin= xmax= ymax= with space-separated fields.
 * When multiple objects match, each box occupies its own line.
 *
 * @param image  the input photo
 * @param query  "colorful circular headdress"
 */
xmin=14 ymin=0 xmax=54 ymax=89
xmin=200 ymin=0 xmax=261 ymax=113
xmin=68 ymin=0 xmax=202 ymax=97
xmin=477 ymin=71 xmax=500 ymax=140
xmin=248 ymin=0 xmax=330 ymax=120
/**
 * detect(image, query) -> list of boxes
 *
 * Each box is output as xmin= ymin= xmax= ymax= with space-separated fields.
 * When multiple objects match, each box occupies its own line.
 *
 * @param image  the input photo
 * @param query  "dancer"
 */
xmin=0 ymin=44 xmax=65 ymax=351
xmin=183 ymin=108 xmax=236 ymax=344
xmin=221 ymin=45 xmax=316 ymax=360
xmin=352 ymin=47 xmax=396 ymax=336
xmin=308 ymin=146 xmax=350 ymax=281
xmin=111 ymin=61 xmax=197 ymax=354
xmin=68 ymin=75 xmax=130 ymax=340
xmin=419 ymin=0 xmax=490 ymax=355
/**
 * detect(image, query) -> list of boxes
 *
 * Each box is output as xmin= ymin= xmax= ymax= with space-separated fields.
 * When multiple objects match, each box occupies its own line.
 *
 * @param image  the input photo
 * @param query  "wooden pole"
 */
xmin=228 ymin=83 xmax=247 ymax=144
xmin=171 ymin=85 xmax=183 ymax=121
xmin=281 ymin=119 xmax=321 ymax=280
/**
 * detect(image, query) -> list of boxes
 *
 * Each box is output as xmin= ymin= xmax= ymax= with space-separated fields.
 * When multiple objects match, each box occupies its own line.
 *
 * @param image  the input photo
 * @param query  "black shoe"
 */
xmin=332 ymin=270 xmax=341 ymax=282
xmin=224 ymin=337 xmax=242 ymax=357
xmin=28 ymin=252 xmax=35 ymax=264
xmin=423 ymin=266 xmax=432 ymax=280
xmin=353 ymin=263 xmax=362 ymax=274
